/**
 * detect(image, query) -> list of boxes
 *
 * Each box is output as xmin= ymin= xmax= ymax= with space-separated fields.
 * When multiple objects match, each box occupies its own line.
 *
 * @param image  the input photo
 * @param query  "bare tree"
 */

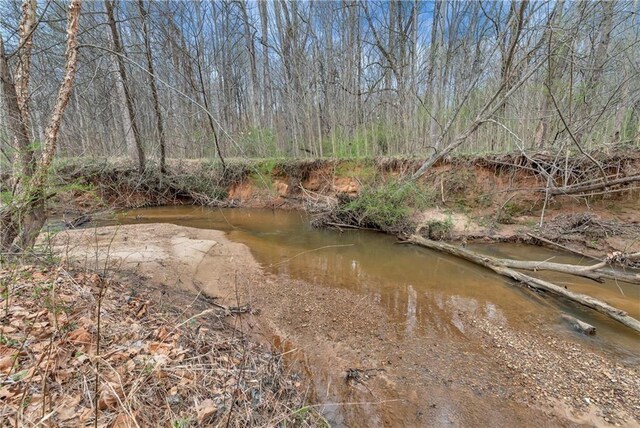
xmin=105 ymin=0 xmax=145 ymax=171
xmin=1 ymin=0 xmax=638 ymax=163
xmin=137 ymin=0 xmax=166 ymax=173
xmin=1 ymin=0 xmax=82 ymax=252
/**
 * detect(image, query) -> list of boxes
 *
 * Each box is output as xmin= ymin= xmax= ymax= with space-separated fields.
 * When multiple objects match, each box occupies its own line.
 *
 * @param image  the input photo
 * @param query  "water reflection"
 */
xmin=101 ymin=206 xmax=640 ymax=357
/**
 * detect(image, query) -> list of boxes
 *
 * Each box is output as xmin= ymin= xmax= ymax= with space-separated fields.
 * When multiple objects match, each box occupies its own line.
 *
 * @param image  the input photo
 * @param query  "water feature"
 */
xmin=97 ymin=205 xmax=640 ymax=360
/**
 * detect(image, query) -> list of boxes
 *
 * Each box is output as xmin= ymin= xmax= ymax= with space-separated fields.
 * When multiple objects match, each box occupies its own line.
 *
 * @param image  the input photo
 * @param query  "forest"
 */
xmin=1 ymin=0 xmax=639 ymax=167
xmin=1 ymin=1 xmax=640 ymax=427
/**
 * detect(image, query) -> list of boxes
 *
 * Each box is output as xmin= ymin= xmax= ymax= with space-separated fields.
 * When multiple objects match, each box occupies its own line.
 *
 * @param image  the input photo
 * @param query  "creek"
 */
xmin=98 ymin=205 xmax=639 ymax=359
xmin=91 ymin=205 xmax=640 ymax=425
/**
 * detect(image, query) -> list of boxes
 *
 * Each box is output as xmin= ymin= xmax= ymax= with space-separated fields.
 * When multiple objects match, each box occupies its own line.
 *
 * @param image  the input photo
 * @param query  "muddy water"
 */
xmin=100 ymin=206 xmax=639 ymax=360
xmin=92 ymin=205 xmax=640 ymax=426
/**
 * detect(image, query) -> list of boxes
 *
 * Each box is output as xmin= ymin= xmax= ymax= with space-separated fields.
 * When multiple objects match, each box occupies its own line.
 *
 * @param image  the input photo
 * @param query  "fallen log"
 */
xmin=550 ymin=174 xmax=640 ymax=196
xmin=408 ymin=235 xmax=640 ymax=334
xmin=561 ymin=314 xmax=596 ymax=336
xmin=524 ymin=234 xmax=640 ymax=284
xmin=496 ymin=257 xmax=640 ymax=285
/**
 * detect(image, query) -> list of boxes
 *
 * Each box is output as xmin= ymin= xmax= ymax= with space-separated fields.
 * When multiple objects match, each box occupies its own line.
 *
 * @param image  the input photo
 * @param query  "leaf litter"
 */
xmin=0 ymin=264 xmax=325 ymax=427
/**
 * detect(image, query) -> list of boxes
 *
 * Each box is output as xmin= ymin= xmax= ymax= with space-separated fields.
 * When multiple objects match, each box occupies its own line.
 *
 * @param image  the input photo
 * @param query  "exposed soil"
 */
xmin=49 ymin=153 xmax=640 ymax=261
xmin=53 ymin=224 xmax=640 ymax=427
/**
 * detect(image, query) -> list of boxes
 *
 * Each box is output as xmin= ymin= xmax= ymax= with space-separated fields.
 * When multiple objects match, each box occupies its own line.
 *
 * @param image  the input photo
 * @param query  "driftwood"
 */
xmin=561 ymin=314 xmax=596 ymax=335
xmin=64 ymin=214 xmax=91 ymax=229
xmin=408 ymin=235 xmax=640 ymax=334
xmin=550 ymin=174 xmax=640 ymax=196
xmin=525 ymin=234 xmax=640 ymax=284
xmin=496 ymin=254 xmax=639 ymax=285
xmin=526 ymin=233 xmax=598 ymax=260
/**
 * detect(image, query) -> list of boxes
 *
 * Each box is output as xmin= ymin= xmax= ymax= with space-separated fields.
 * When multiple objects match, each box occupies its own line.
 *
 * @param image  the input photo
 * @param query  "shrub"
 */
xmin=425 ymin=217 xmax=454 ymax=240
xmin=336 ymin=180 xmax=435 ymax=231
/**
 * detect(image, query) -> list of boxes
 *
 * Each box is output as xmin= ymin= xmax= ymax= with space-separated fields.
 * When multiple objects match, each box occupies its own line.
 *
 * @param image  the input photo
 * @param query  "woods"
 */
xmin=0 ymin=2 xmax=640 ymax=426
xmin=0 ymin=0 xmax=638 ymax=165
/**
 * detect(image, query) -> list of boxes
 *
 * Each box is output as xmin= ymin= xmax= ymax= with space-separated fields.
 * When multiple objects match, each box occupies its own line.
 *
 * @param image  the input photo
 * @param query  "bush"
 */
xmin=425 ymin=217 xmax=453 ymax=240
xmin=336 ymin=180 xmax=435 ymax=231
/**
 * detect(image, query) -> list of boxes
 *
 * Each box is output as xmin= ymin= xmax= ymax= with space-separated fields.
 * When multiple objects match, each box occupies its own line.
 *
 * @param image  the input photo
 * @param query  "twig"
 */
xmin=93 ymin=277 xmax=107 ymax=428
xmin=268 ymin=244 xmax=355 ymax=268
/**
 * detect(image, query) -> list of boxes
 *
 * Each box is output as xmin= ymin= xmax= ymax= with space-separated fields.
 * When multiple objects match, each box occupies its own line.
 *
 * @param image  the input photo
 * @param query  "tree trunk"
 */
xmin=258 ymin=0 xmax=272 ymax=127
xmin=0 ymin=38 xmax=32 ymax=180
xmin=137 ymin=0 xmax=166 ymax=173
xmin=239 ymin=0 xmax=260 ymax=126
xmin=14 ymin=0 xmax=37 ymax=176
xmin=105 ymin=0 xmax=145 ymax=172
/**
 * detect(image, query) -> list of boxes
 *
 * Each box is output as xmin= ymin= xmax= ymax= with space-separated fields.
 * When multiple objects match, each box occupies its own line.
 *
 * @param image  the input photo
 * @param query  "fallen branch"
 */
xmin=550 ymin=174 xmax=640 ymax=196
xmin=526 ymin=233 xmax=598 ymax=260
xmin=526 ymin=234 xmax=640 ymax=284
xmin=408 ymin=235 xmax=640 ymax=333
xmin=561 ymin=314 xmax=596 ymax=336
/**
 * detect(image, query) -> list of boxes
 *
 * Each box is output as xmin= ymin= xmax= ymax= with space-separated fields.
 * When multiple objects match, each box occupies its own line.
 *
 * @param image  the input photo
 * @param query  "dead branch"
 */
xmin=550 ymin=174 xmax=640 ymax=196
xmin=561 ymin=314 xmax=596 ymax=335
xmin=408 ymin=235 xmax=640 ymax=333
xmin=526 ymin=233 xmax=598 ymax=259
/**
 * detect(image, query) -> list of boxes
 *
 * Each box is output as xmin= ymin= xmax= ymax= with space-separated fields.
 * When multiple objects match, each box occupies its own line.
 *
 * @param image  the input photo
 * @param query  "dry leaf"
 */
xmin=111 ymin=412 xmax=138 ymax=428
xmin=57 ymin=395 xmax=82 ymax=422
xmin=0 ymin=354 xmax=16 ymax=373
xmin=196 ymin=399 xmax=218 ymax=424
xmin=0 ymin=386 xmax=18 ymax=400
xmin=147 ymin=342 xmax=172 ymax=355
xmin=97 ymin=389 xmax=119 ymax=411
xmin=67 ymin=328 xmax=92 ymax=352
xmin=155 ymin=326 xmax=170 ymax=341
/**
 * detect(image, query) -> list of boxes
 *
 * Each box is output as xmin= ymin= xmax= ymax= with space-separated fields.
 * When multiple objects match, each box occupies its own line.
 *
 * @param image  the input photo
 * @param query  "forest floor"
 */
xmin=40 ymin=224 xmax=640 ymax=427
xmin=3 ymin=153 xmax=639 ymax=426
xmin=0 ymin=246 xmax=324 ymax=426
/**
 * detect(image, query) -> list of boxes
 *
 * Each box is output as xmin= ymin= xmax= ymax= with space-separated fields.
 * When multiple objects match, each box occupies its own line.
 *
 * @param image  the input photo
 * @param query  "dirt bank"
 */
xmin=54 ymin=224 xmax=640 ymax=427
xmin=50 ymin=153 xmax=640 ymax=261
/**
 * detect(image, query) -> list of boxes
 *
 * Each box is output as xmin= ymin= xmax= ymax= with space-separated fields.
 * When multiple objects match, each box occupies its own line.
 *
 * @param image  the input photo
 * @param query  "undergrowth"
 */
xmin=328 ymin=180 xmax=436 ymax=232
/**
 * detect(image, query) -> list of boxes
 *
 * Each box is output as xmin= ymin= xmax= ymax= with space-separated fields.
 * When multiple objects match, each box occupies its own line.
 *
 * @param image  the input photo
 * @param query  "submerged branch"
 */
xmin=408 ymin=235 xmax=640 ymax=334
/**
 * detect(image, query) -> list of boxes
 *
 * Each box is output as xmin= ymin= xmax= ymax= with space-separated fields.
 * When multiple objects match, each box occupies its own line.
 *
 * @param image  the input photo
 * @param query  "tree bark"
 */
xmin=137 ymin=0 xmax=166 ymax=173
xmin=408 ymin=235 xmax=640 ymax=333
xmin=239 ymin=0 xmax=260 ymax=126
xmin=258 ymin=0 xmax=272 ymax=126
xmin=105 ymin=0 xmax=145 ymax=172
xmin=15 ymin=0 xmax=37 ymax=176
xmin=0 ymin=38 xmax=32 ymax=180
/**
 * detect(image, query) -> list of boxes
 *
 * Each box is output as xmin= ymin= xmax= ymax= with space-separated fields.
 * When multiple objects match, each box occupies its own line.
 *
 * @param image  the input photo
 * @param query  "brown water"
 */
xmin=97 ymin=205 xmax=640 ymax=361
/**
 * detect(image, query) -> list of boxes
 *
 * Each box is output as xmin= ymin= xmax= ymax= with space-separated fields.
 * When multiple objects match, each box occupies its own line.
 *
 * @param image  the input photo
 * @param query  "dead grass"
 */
xmin=0 ymin=264 xmax=324 ymax=427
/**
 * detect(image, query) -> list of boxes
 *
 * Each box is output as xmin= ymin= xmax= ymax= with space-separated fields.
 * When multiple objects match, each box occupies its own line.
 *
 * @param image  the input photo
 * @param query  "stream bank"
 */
xmin=49 ymin=153 xmax=640 ymax=261
xmin=51 ymin=212 xmax=640 ymax=427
